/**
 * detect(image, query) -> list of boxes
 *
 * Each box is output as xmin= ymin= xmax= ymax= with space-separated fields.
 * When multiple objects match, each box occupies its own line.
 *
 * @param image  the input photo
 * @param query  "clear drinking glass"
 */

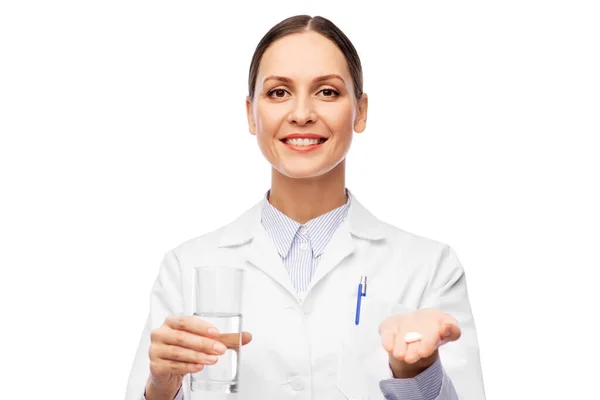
xmin=190 ymin=266 xmax=244 ymax=394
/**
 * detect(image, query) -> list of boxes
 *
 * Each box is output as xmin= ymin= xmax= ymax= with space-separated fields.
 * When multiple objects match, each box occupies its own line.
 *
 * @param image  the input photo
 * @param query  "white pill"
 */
xmin=404 ymin=332 xmax=422 ymax=343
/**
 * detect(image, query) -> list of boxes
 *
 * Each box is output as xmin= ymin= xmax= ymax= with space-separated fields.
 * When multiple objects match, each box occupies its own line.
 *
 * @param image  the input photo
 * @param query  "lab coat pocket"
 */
xmin=336 ymin=297 xmax=410 ymax=399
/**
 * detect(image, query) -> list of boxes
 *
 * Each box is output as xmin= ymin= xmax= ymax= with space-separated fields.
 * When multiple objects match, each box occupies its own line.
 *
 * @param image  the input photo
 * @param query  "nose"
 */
xmin=287 ymin=95 xmax=317 ymax=125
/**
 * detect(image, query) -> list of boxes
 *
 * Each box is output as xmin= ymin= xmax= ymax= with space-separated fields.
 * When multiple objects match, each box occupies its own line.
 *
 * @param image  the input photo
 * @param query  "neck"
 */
xmin=268 ymin=161 xmax=347 ymax=224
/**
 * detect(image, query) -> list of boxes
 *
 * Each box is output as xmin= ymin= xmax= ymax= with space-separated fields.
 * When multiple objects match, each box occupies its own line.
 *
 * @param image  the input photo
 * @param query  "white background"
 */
xmin=1 ymin=1 xmax=598 ymax=398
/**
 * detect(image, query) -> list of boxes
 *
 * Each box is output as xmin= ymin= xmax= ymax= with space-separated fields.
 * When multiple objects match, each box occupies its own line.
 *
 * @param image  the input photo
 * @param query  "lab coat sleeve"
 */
xmin=418 ymin=245 xmax=486 ymax=399
xmin=125 ymin=250 xmax=186 ymax=400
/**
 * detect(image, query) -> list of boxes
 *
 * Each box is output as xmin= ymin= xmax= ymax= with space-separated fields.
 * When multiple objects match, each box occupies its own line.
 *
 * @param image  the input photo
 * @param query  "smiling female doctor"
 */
xmin=126 ymin=15 xmax=486 ymax=400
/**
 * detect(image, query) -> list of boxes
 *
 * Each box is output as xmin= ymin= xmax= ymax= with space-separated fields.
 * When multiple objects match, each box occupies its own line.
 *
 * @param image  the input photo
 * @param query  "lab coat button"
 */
xmin=290 ymin=376 xmax=305 ymax=391
xmin=300 ymin=241 xmax=308 ymax=251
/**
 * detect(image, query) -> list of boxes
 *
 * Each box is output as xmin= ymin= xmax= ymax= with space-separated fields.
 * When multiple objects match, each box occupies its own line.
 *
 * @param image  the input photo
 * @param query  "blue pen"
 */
xmin=355 ymin=276 xmax=367 ymax=325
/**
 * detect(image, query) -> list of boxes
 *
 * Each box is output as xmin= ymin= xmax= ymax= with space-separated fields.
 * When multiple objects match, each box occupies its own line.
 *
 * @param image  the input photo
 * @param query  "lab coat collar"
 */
xmin=345 ymin=192 xmax=386 ymax=241
xmin=217 ymin=190 xmax=385 ymax=248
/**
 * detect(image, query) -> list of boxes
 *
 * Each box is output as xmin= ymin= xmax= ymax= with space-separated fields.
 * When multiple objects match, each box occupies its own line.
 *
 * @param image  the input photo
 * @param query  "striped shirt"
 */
xmin=260 ymin=189 xmax=445 ymax=400
xmin=261 ymin=189 xmax=351 ymax=293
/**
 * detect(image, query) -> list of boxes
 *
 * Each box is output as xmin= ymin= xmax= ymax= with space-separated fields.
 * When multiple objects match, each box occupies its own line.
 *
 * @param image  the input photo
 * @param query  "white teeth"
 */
xmin=285 ymin=138 xmax=322 ymax=146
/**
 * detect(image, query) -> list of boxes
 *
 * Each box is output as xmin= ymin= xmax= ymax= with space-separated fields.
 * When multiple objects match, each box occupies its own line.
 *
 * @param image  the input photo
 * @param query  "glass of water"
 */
xmin=191 ymin=266 xmax=244 ymax=394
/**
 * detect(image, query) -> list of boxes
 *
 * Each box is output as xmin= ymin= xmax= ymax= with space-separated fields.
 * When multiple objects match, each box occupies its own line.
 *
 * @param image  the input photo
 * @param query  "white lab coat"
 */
xmin=125 ymin=196 xmax=486 ymax=399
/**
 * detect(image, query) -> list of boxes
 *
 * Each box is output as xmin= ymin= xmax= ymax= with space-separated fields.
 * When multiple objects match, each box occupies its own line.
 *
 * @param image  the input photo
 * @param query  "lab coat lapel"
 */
xmin=244 ymin=224 xmax=296 ymax=296
xmin=217 ymin=195 xmax=385 ymax=298
xmin=217 ymin=200 xmax=296 ymax=297
xmin=307 ymin=195 xmax=386 ymax=293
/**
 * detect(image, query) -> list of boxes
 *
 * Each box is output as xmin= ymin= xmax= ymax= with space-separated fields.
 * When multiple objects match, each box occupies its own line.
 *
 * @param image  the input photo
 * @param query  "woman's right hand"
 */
xmin=146 ymin=315 xmax=253 ymax=399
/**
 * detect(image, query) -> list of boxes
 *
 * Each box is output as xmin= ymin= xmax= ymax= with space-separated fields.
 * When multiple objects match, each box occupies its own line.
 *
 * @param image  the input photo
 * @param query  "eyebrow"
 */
xmin=262 ymin=74 xmax=346 ymax=85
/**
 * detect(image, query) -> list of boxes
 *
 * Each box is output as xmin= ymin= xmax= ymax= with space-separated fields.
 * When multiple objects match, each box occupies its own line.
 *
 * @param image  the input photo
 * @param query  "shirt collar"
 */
xmin=261 ymin=189 xmax=351 ymax=258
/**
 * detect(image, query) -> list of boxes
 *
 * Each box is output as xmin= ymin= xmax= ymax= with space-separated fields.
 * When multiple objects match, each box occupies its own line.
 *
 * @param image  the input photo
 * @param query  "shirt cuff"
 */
xmin=378 ymin=356 xmax=444 ymax=400
xmin=143 ymin=385 xmax=183 ymax=400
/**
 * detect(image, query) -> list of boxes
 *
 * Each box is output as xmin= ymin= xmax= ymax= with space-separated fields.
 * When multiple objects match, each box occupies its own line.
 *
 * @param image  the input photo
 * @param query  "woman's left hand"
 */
xmin=378 ymin=308 xmax=461 ymax=378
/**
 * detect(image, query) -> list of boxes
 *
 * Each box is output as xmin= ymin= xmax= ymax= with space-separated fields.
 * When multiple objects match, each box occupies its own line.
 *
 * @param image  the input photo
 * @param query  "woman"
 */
xmin=126 ymin=15 xmax=485 ymax=400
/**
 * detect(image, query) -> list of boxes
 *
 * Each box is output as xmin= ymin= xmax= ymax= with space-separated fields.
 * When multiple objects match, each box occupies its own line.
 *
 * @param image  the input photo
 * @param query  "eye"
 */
xmin=267 ymin=88 xmax=289 ymax=98
xmin=318 ymin=87 xmax=340 ymax=98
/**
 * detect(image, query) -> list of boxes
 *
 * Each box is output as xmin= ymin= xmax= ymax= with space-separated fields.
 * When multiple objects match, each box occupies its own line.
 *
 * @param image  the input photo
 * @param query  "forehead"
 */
xmin=257 ymin=31 xmax=351 ymax=83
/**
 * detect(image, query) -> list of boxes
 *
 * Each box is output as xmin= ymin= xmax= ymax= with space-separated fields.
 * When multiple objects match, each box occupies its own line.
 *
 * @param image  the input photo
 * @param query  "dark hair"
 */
xmin=247 ymin=15 xmax=363 ymax=101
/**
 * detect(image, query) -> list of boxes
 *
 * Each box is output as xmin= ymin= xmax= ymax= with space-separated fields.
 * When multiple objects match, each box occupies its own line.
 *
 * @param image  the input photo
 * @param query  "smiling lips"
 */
xmin=280 ymin=133 xmax=328 ymax=152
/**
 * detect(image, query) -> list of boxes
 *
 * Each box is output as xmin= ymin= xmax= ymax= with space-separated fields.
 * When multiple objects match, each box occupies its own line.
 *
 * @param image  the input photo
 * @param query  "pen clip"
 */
xmin=360 ymin=275 xmax=367 ymax=296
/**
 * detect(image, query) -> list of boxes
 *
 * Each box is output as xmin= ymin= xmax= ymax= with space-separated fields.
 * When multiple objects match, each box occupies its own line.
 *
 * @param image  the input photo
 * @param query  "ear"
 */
xmin=246 ymin=96 xmax=257 ymax=135
xmin=354 ymin=93 xmax=368 ymax=133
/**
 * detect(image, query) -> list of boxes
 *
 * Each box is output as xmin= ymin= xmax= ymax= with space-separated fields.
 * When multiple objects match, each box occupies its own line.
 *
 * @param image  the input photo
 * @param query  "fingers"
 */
xmin=380 ymin=330 xmax=396 ymax=353
xmin=165 ymin=315 xmax=221 ymax=338
xmin=219 ymin=332 xmax=254 ymax=349
xmin=148 ymin=316 xmax=255 ymax=384
xmin=148 ymin=329 xmax=223 ymax=378
xmin=155 ymin=317 xmax=254 ymax=356
xmin=151 ymin=343 xmax=220 ymax=365
xmin=438 ymin=322 xmax=461 ymax=343
xmin=392 ymin=331 xmax=407 ymax=360
xmin=415 ymin=335 xmax=439 ymax=362
xmin=241 ymin=331 xmax=253 ymax=346
xmin=439 ymin=313 xmax=461 ymax=340
xmin=403 ymin=342 xmax=421 ymax=363
xmin=390 ymin=331 xmax=439 ymax=364
xmin=157 ymin=328 xmax=228 ymax=356
xmin=149 ymin=358 xmax=204 ymax=376
xmin=152 ymin=319 xmax=227 ymax=361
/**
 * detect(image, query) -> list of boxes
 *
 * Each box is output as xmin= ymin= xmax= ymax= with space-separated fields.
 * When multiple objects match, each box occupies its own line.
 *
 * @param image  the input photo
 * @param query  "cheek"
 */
xmin=254 ymin=105 xmax=283 ymax=160
xmin=256 ymin=103 xmax=285 ymax=133
xmin=326 ymin=106 xmax=355 ymax=141
xmin=256 ymin=114 xmax=286 ymax=158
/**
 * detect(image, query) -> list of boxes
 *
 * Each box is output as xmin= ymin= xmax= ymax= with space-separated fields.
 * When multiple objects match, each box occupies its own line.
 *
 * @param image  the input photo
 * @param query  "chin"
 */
xmin=276 ymin=161 xmax=339 ymax=180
